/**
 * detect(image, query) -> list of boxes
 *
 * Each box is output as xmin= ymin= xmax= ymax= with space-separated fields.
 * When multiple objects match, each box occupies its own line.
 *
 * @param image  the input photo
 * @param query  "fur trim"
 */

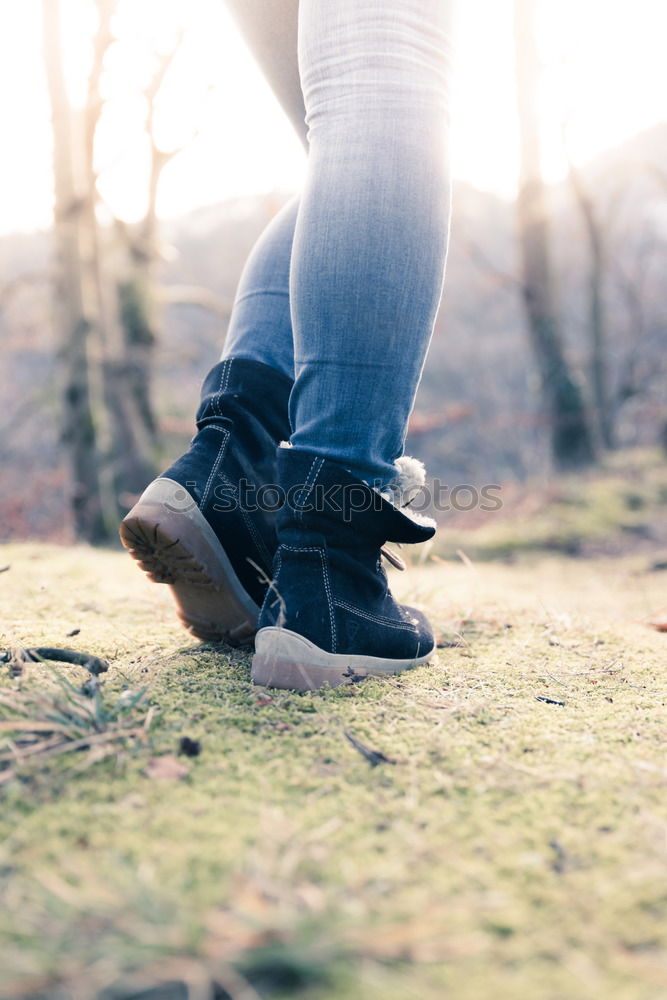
xmin=278 ymin=447 xmax=436 ymax=529
xmin=378 ymin=456 xmax=436 ymax=530
xmin=383 ymin=456 xmax=427 ymax=506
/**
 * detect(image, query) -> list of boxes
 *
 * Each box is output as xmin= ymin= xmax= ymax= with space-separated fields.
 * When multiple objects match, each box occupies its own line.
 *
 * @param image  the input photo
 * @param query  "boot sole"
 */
xmin=251 ymin=627 xmax=434 ymax=691
xmin=119 ymin=478 xmax=260 ymax=645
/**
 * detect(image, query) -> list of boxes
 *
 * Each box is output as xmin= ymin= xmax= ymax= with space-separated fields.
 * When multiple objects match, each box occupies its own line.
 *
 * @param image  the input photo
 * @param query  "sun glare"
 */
xmin=0 ymin=0 xmax=665 ymax=234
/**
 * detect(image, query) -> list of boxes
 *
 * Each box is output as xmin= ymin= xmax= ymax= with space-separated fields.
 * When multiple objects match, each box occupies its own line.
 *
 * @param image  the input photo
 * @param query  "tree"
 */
xmin=513 ymin=0 xmax=595 ymax=469
xmin=43 ymin=0 xmax=107 ymax=542
xmin=106 ymin=36 xmax=188 ymax=502
xmin=566 ymin=158 xmax=612 ymax=449
xmin=42 ymin=0 xmax=194 ymax=538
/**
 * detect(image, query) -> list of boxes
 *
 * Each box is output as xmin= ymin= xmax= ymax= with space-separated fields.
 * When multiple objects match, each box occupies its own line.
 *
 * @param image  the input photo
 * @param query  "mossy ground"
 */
xmin=1 ymin=541 xmax=666 ymax=999
xmin=434 ymin=448 xmax=667 ymax=560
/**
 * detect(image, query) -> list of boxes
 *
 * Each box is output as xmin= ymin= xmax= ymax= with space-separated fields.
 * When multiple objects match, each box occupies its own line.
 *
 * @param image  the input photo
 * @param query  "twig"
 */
xmin=344 ymin=730 xmax=396 ymax=768
xmin=0 ymin=647 xmax=109 ymax=676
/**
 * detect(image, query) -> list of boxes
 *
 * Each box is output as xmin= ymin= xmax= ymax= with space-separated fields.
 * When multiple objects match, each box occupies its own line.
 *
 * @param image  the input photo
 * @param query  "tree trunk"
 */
xmin=43 ymin=0 xmax=106 ymax=541
xmin=108 ymin=266 xmax=160 ymax=499
xmin=567 ymin=162 xmax=613 ymax=449
xmin=83 ymin=0 xmax=158 ymax=510
xmin=104 ymin=53 xmax=175 ymax=505
xmin=118 ymin=248 xmax=160 ymax=466
xmin=514 ymin=0 xmax=595 ymax=469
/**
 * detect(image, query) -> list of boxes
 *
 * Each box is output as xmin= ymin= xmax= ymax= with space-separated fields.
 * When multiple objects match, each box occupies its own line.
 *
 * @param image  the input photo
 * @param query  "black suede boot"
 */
xmin=251 ymin=447 xmax=436 ymax=690
xmin=120 ymin=358 xmax=292 ymax=645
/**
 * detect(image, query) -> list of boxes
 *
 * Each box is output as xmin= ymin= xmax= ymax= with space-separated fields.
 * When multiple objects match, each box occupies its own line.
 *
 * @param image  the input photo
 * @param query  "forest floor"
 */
xmin=1 ymin=533 xmax=667 ymax=999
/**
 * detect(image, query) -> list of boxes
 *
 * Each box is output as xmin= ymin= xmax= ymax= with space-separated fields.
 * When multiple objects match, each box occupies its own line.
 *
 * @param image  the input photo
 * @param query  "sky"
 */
xmin=0 ymin=0 xmax=665 ymax=235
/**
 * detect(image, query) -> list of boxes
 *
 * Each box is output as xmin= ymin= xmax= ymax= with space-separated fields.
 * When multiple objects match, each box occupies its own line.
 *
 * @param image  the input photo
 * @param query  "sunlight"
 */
xmin=0 ymin=0 xmax=665 ymax=233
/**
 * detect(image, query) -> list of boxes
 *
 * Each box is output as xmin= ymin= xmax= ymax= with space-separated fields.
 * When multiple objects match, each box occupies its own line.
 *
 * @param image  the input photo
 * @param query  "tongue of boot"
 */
xmin=276 ymin=447 xmax=436 ymax=547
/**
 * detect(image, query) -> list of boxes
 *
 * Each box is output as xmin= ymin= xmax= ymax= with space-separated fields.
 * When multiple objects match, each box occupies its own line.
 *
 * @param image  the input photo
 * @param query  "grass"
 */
xmin=1 ymin=537 xmax=667 ymax=999
xmin=433 ymin=448 xmax=667 ymax=560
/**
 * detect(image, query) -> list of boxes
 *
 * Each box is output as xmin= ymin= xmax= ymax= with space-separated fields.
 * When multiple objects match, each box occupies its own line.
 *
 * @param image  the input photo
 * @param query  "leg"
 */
xmin=252 ymin=0 xmax=454 ymax=689
xmin=221 ymin=0 xmax=304 ymax=378
xmin=225 ymin=0 xmax=307 ymax=149
xmin=289 ymin=0 xmax=453 ymax=487
xmin=221 ymin=194 xmax=297 ymax=380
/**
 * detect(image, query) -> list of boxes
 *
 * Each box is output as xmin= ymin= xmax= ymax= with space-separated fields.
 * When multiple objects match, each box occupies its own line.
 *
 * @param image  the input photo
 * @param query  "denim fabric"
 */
xmin=222 ymin=0 xmax=453 ymax=488
xmin=223 ymin=195 xmax=298 ymax=380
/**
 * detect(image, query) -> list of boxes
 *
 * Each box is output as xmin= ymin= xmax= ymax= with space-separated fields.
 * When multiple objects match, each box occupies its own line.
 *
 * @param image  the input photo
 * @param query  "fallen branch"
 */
xmin=0 ymin=647 xmax=109 ymax=676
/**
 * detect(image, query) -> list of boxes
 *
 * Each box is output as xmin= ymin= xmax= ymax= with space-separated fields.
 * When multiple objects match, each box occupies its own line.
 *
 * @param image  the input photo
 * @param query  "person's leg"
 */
xmin=252 ymin=0 xmax=454 ymax=689
xmin=221 ymin=0 xmax=305 ymax=377
xmin=225 ymin=0 xmax=307 ymax=150
xmin=221 ymin=194 xmax=297 ymax=379
xmin=222 ymin=0 xmax=308 ymax=378
xmin=289 ymin=0 xmax=453 ymax=488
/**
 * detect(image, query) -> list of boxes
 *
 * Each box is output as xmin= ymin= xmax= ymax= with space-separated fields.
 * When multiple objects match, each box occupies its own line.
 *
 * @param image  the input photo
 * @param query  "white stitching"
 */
xmin=334 ymin=600 xmax=417 ymax=631
xmin=214 ymin=359 xmax=230 ymax=417
xmin=214 ymin=361 xmax=224 ymax=417
xmin=278 ymin=544 xmax=336 ymax=650
xmin=335 ymin=602 xmax=416 ymax=631
xmin=294 ymin=457 xmax=323 ymax=518
xmin=201 ymin=426 xmax=230 ymax=506
xmin=222 ymin=357 xmax=232 ymax=394
xmin=280 ymin=544 xmax=324 ymax=553
xmin=294 ymin=458 xmax=318 ymax=512
xmin=320 ymin=549 xmax=336 ymax=652
xmin=218 ymin=472 xmax=272 ymax=567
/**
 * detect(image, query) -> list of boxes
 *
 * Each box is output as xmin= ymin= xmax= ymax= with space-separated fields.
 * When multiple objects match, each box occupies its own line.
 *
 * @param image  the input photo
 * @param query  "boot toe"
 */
xmin=401 ymin=605 xmax=435 ymax=656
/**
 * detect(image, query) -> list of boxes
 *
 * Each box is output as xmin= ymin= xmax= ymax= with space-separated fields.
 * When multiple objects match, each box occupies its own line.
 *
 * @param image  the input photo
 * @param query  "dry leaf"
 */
xmin=435 ymin=631 xmax=460 ymax=648
xmin=144 ymin=754 xmax=190 ymax=780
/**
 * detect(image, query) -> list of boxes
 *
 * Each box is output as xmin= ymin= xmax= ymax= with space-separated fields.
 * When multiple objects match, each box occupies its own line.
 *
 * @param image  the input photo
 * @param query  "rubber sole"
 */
xmin=251 ymin=627 xmax=434 ymax=691
xmin=119 ymin=478 xmax=259 ymax=645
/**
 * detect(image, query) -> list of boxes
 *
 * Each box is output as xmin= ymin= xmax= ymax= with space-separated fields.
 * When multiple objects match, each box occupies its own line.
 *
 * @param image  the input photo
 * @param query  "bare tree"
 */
xmin=43 ymin=0 xmax=107 ymax=541
xmin=566 ymin=159 xmax=612 ymax=448
xmin=110 ymin=38 xmax=188 ymax=494
xmin=84 ymin=0 xmax=166 ymax=506
xmin=514 ymin=0 xmax=595 ymax=468
xmin=44 ymin=1 xmax=228 ymax=532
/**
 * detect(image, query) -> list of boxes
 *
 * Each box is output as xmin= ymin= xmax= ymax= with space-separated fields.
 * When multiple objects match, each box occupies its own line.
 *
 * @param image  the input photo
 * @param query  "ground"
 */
xmin=1 ymin=539 xmax=666 ymax=1000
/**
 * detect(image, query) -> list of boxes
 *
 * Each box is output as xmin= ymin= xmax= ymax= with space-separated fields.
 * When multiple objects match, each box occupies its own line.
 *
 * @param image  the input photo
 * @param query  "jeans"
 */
xmin=222 ymin=0 xmax=453 ymax=488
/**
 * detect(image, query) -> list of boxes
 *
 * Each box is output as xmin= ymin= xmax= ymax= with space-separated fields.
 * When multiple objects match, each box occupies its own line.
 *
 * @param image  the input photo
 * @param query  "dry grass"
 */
xmin=433 ymin=447 xmax=667 ymax=560
xmin=1 ymin=540 xmax=666 ymax=1000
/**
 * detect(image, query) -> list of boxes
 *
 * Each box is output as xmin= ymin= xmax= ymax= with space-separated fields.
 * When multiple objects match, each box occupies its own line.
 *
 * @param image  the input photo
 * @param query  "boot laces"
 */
xmin=380 ymin=545 xmax=406 ymax=571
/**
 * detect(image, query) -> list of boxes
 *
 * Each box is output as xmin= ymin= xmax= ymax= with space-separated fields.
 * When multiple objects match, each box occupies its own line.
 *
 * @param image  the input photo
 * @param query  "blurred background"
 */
xmin=1 ymin=0 xmax=666 ymax=545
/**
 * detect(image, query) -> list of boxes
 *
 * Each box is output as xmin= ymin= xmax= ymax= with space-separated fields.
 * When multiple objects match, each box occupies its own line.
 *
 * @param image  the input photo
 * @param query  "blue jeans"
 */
xmin=223 ymin=0 xmax=453 ymax=488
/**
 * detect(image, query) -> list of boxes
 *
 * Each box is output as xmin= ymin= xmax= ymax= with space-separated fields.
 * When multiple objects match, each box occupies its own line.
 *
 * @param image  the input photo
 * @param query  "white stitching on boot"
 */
xmin=334 ymin=600 xmax=417 ymax=631
xmin=201 ymin=426 xmax=230 ymax=507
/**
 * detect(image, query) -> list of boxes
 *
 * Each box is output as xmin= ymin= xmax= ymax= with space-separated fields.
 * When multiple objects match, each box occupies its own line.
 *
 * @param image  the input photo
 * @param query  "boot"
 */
xmin=251 ymin=447 xmax=436 ymax=690
xmin=120 ymin=358 xmax=292 ymax=645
